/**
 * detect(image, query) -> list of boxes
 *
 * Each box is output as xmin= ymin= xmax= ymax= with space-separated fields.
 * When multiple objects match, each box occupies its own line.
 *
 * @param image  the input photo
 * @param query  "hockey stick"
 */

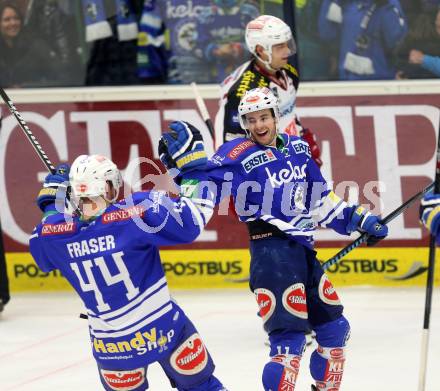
xmin=0 ymin=87 xmax=55 ymax=174
xmin=0 ymin=87 xmax=80 ymax=215
xmin=0 ymin=114 xmax=10 ymax=310
xmin=190 ymin=82 xmax=215 ymax=142
xmin=417 ymin=125 xmax=440 ymax=391
xmin=322 ymin=181 xmax=435 ymax=271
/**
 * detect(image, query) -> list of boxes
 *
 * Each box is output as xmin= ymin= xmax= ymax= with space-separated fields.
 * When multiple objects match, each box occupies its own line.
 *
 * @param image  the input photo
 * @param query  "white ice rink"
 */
xmin=1 ymin=287 xmax=439 ymax=391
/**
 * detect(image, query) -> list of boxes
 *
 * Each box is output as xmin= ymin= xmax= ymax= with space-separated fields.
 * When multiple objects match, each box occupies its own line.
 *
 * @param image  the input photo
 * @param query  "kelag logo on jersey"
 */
xmin=265 ymin=162 xmax=307 ymax=187
xmin=241 ymin=149 xmax=277 ymax=173
xmin=291 ymin=140 xmax=311 ymax=157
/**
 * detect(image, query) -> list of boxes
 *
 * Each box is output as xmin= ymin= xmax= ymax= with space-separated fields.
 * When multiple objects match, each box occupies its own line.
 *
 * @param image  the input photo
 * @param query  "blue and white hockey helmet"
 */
xmin=238 ymin=87 xmax=280 ymax=131
xmin=70 ymin=154 xmax=122 ymax=200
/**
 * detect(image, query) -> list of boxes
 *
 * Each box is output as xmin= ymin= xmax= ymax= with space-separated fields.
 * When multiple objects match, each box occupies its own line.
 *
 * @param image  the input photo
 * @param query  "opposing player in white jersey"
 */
xmin=29 ymin=122 xmax=227 ymax=391
xmin=215 ymin=14 xmax=322 ymax=167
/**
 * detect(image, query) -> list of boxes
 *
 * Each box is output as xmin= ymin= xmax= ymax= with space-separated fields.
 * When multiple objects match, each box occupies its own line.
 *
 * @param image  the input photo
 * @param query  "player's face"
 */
xmin=245 ymin=109 xmax=277 ymax=146
xmin=0 ymin=7 xmax=21 ymax=40
xmin=78 ymin=184 xmax=116 ymax=220
xmin=79 ymin=196 xmax=108 ymax=220
xmin=270 ymin=42 xmax=292 ymax=69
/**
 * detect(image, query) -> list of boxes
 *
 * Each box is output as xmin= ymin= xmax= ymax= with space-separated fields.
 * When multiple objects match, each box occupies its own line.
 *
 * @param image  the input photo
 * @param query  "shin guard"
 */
xmin=262 ymin=331 xmax=306 ymax=391
xmin=310 ymin=316 xmax=350 ymax=391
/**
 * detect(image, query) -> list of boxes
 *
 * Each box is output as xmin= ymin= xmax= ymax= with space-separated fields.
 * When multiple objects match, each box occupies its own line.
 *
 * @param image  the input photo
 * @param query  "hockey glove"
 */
xmin=346 ymin=205 xmax=388 ymax=246
xmin=158 ymin=137 xmax=177 ymax=171
xmin=36 ymin=164 xmax=70 ymax=213
xmin=420 ymin=193 xmax=440 ymax=244
xmin=160 ymin=121 xmax=207 ymax=173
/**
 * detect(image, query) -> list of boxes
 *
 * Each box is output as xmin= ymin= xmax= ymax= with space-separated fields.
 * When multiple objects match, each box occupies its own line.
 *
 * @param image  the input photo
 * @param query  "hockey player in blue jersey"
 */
xmin=29 ymin=122 xmax=227 ymax=391
xmin=420 ymin=193 xmax=440 ymax=244
xmin=160 ymin=88 xmax=389 ymax=390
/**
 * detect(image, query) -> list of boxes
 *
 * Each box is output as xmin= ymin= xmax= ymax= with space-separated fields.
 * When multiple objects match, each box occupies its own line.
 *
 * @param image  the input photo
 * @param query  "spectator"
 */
xmin=408 ymin=7 xmax=440 ymax=77
xmin=25 ymin=0 xmax=83 ymax=86
xmin=0 ymin=1 xmax=56 ymax=87
xmin=137 ymin=0 xmax=259 ymax=84
xmin=83 ymin=0 xmax=141 ymax=86
xmin=296 ymin=0 xmax=336 ymax=80
xmin=319 ymin=0 xmax=408 ymax=80
xmin=395 ymin=7 xmax=440 ymax=78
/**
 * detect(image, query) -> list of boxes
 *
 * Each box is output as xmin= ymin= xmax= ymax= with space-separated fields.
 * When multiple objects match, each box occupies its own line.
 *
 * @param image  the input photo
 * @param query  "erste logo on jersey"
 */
xmin=282 ymin=283 xmax=308 ymax=319
xmin=291 ymin=140 xmax=311 ymax=157
xmin=227 ymin=140 xmax=254 ymax=159
xmin=41 ymin=222 xmax=75 ymax=236
xmin=254 ymin=288 xmax=276 ymax=323
xmin=100 ymin=368 xmax=145 ymax=391
xmin=242 ymin=149 xmax=276 ymax=173
xmin=170 ymin=333 xmax=208 ymax=375
xmin=318 ymin=274 xmax=341 ymax=305
xmin=102 ymin=206 xmax=145 ymax=224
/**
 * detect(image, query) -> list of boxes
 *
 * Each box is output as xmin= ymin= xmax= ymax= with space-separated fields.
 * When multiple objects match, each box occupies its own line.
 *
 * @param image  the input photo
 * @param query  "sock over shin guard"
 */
xmin=262 ymin=331 xmax=306 ymax=391
xmin=310 ymin=316 xmax=350 ymax=390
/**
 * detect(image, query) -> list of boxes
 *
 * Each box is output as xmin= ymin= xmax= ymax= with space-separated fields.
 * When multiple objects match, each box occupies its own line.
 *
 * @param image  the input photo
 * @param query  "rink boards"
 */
xmin=1 ymin=81 xmax=439 ymax=293
xmin=6 ymin=247 xmax=439 ymax=292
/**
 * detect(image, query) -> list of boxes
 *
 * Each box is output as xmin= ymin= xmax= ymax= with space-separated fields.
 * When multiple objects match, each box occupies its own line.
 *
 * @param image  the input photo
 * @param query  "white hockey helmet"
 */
xmin=238 ymin=87 xmax=280 ymax=131
xmin=245 ymin=15 xmax=296 ymax=70
xmin=69 ymin=154 xmax=122 ymax=200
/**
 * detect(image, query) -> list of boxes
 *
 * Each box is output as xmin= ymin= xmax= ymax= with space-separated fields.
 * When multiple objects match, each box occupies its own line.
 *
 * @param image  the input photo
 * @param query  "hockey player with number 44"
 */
xmin=29 ymin=122 xmax=227 ymax=391
xmin=161 ymin=88 xmax=389 ymax=390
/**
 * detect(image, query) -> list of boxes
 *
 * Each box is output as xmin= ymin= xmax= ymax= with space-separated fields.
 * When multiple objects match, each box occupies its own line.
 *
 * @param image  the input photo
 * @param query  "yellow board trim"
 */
xmin=6 ymin=247 xmax=439 ymax=292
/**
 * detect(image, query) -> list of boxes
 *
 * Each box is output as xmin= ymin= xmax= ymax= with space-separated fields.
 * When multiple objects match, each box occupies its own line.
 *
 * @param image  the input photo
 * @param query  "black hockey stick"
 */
xmin=190 ymin=82 xmax=215 ymax=143
xmin=322 ymin=181 xmax=435 ymax=271
xmin=0 ymin=114 xmax=10 ymax=310
xmin=417 ymin=124 xmax=440 ymax=391
xmin=0 ymin=87 xmax=55 ymax=174
xmin=0 ymin=87 xmax=80 ymax=215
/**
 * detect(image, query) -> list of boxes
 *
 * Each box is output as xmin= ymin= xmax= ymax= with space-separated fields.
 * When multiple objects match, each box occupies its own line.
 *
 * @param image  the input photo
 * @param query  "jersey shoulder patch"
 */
xmin=209 ymin=138 xmax=257 ymax=167
xmin=41 ymin=219 xmax=77 ymax=236
xmin=290 ymin=137 xmax=311 ymax=158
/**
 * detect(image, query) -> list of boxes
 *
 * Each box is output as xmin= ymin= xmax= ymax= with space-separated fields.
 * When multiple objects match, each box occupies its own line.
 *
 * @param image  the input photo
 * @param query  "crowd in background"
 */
xmin=0 ymin=0 xmax=439 ymax=88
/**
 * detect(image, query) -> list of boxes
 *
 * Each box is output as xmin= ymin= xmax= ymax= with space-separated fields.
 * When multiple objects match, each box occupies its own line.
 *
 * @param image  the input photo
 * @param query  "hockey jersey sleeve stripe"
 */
xmin=88 ymin=284 xmax=171 ymax=333
xmin=29 ymin=232 xmax=38 ymax=240
xmin=181 ymin=197 xmax=213 ymax=231
xmin=313 ymin=191 xmax=346 ymax=223
xmin=318 ymin=201 xmax=346 ymax=227
xmin=92 ymin=276 xmax=167 ymax=320
xmin=90 ymin=303 xmax=173 ymax=339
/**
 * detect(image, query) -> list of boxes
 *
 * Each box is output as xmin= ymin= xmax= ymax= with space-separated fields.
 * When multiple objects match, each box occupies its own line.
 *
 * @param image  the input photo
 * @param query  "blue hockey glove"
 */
xmin=158 ymin=137 xmax=177 ymax=171
xmin=36 ymin=164 xmax=70 ymax=213
xmin=420 ymin=193 xmax=440 ymax=243
xmin=159 ymin=121 xmax=207 ymax=173
xmin=346 ymin=205 xmax=388 ymax=246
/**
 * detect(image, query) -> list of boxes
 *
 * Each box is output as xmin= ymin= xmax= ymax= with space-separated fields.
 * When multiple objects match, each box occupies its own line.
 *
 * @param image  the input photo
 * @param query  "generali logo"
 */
xmin=102 ymin=206 xmax=145 ymax=224
xmin=41 ymin=222 xmax=75 ymax=236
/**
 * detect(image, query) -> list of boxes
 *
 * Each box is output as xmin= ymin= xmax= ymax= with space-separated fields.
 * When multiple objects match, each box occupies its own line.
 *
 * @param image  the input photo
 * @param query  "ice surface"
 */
xmin=0 ymin=287 xmax=439 ymax=390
